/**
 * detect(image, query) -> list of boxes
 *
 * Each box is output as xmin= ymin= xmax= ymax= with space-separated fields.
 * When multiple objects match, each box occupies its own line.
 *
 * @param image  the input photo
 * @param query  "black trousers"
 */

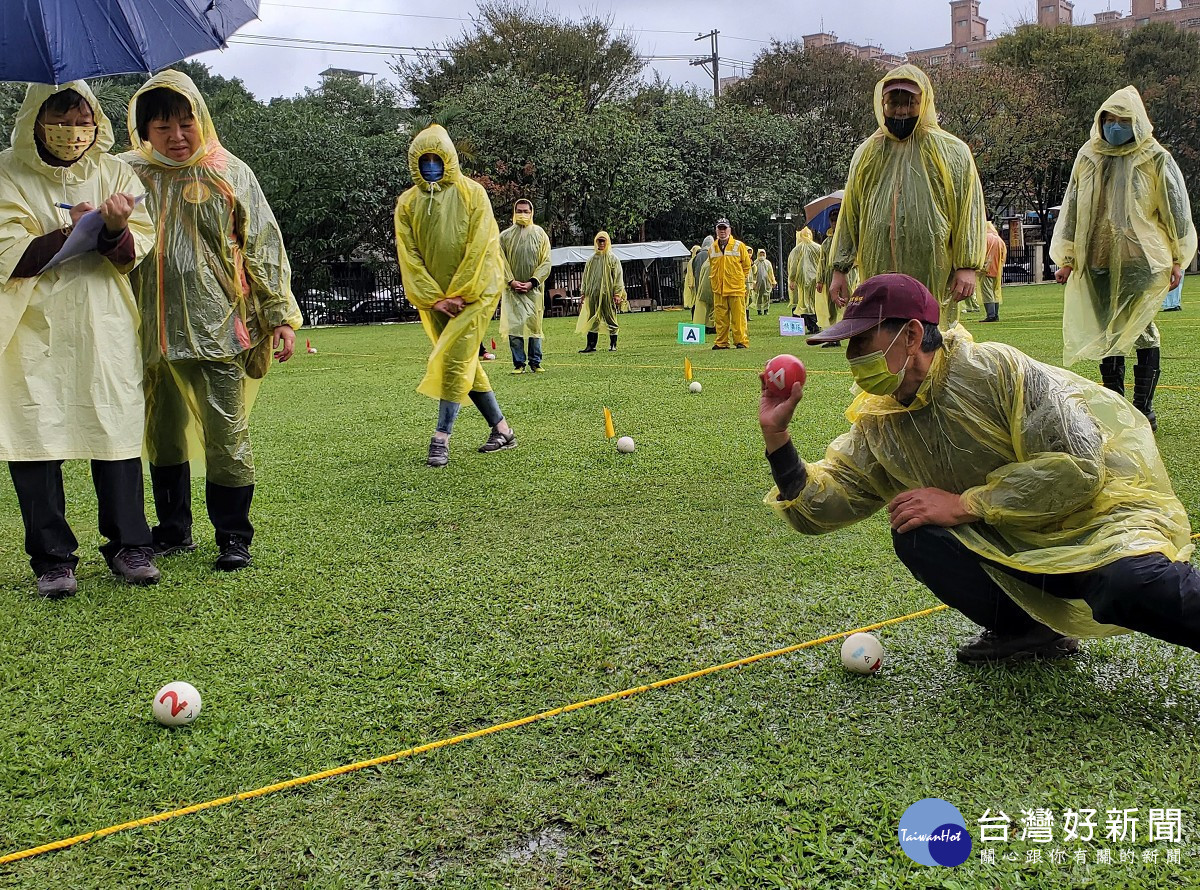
xmin=8 ymin=459 xmax=152 ymax=575
xmin=893 ymin=526 xmax=1200 ymax=653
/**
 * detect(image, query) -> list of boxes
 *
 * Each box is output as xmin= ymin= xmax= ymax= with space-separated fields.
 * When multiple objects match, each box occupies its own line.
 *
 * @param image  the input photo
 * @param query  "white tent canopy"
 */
xmin=550 ymin=240 xmax=691 ymax=267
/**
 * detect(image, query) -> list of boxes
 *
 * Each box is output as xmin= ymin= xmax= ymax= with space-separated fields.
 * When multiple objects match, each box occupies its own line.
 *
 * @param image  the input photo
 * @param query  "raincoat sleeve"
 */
xmin=949 ymin=145 xmax=988 ymax=273
xmin=531 ymin=232 xmax=552 ymax=285
xmin=959 ymin=355 xmax=1106 ymax=527
xmin=612 ymin=256 xmax=626 ymax=299
xmin=768 ymin=262 xmax=777 ymax=289
xmin=1050 ymin=164 xmax=1081 ymax=269
xmin=766 ymin=425 xmax=889 ymax=534
xmin=831 ymin=147 xmax=868 ymax=274
xmin=394 ymin=198 xmax=444 ymax=311
xmin=0 ymin=193 xmax=46 ymax=284
xmin=235 ymin=165 xmax=300 ymax=330
xmin=1154 ymin=153 xmax=1197 ymax=267
xmin=444 ymin=190 xmax=502 ymax=305
xmin=740 ymin=242 xmax=752 ymax=279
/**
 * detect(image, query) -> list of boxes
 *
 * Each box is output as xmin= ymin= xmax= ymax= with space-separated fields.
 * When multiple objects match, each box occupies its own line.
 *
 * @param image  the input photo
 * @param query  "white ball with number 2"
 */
xmin=840 ymin=633 xmax=884 ymax=674
xmin=153 ymin=681 xmax=203 ymax=726
xmin=616 ymin=436 xmax=636 ymax=454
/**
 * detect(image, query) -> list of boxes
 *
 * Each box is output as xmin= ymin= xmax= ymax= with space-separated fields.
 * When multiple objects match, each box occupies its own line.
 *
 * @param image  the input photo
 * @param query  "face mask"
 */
xmin=513 ymin=211 xmax=533 ymax=227
xmin=419 ymin=155 xmax=445 ymax=182
xmin=848 ymin=326 xmax=913 ymax=396
xmin=884 ymin=116 xmax=917 ymax=140
xmin=151 ymin=145 xmax=205 ymax=168
xmin=40 ymin=124 xmax=96 ymax=162
xmin=1103 ymin=121 xmax=1134 ymax=147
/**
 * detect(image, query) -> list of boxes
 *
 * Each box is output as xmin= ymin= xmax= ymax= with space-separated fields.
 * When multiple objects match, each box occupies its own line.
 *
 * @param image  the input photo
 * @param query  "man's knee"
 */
xmin=891 ymin=525 xmax=956 ymax=568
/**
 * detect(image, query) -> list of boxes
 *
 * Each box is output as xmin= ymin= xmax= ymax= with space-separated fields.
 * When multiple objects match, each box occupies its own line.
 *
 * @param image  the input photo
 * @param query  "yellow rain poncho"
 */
xmin=981 ymin=222 xmax=1007 ymax=305
xmin=817 ymin=227 xmax=856 ymax=330
xmin=396 ymin=125 xmax=504 ymax=403
xmin=692 ymin=235 xmax=714 ymax=327
xmin=832 ymin=65 xmax=987 ymax=330
xmin=766 ymin=328 xmax=1191 ymax=639
xmin=682 ymin=244 xmax=702 ymax=311
xmin=123 ymin=70 xmax=301 ymax=485
xmin=498 ymin=202 xmax=552 ymax=340
xmin=750 ymin=249 xmax=776 ymax=311
xmin=788 ymin=228 xmax=821 ymax=315
xmin=1051 ymin=86 xmax=1196 ymax=366
xmin=0 ymin=81 xmax=155 ymax=461
xmin=576 ymin=231 xmax=625 ymax=335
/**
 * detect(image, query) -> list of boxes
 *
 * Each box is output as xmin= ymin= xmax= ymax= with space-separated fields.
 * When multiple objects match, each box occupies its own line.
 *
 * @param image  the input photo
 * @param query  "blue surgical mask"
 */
xmin=1103 ymin=121 xmax=1134 ymax=147
xmin=418 ymin=155 xmax=445 ymax=182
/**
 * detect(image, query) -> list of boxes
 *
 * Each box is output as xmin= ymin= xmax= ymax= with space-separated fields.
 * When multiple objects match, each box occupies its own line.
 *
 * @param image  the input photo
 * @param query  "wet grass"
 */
xmin=1 ymin=282 xmax=1199 ymax=887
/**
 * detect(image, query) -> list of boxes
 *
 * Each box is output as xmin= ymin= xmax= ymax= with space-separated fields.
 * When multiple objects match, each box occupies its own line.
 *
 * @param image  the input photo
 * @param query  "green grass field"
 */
xmin=2 ymin=282 xmax=1200 ymax=888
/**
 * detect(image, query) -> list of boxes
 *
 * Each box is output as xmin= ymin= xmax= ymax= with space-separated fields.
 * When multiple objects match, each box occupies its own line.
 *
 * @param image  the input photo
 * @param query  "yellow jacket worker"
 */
xmin=123 ymin=70 xmax=302 ymax=572
xmin=395 ymin=125 xmax=516 ymax=468
xmin=763 ymin=273 xmax=1200 ymax=666
xmin=829 ymin=65 xmax=987 ymax=330
xmin=0 ymin=81 xmax=160 ymax=597
xmin=708 ymin=217 xmax=752 ymax=349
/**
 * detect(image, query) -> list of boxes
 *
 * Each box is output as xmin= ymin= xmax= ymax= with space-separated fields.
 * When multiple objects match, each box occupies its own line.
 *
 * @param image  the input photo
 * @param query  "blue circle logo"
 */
xmin=898 ymin=798 xmax=972 ymax=867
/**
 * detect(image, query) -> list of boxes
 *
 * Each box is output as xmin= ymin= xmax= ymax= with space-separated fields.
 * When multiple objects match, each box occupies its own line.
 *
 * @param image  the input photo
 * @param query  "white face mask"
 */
xmin=151 ymin=145 xmax=205 ymax=167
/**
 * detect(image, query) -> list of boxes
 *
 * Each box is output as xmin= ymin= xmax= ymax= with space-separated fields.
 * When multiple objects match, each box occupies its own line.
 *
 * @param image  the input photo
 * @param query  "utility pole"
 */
xmin=691 ymin=30 xmax=720 ymax=101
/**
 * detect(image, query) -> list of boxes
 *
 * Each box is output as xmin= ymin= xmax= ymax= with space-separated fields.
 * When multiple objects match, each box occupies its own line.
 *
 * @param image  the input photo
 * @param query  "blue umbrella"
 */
xmin=1 ymin=0 xmax=259 ymax=85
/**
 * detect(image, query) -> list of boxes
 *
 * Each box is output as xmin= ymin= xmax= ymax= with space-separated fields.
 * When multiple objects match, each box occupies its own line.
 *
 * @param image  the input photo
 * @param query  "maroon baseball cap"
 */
xmin=806 ymin=273 xmax=940 ymax=344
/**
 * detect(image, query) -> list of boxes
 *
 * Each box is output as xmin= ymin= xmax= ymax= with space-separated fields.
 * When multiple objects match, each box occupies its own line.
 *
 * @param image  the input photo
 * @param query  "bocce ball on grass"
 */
xmin=153 ymin=681 xmax=203 ymax=726
xmin=840 ymin=633 xmax=884 ymax=674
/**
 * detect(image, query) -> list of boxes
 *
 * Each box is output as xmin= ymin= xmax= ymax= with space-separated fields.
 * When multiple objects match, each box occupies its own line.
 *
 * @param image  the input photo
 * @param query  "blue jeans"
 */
xmin=509 ymin=336 xmax=542 ymax=369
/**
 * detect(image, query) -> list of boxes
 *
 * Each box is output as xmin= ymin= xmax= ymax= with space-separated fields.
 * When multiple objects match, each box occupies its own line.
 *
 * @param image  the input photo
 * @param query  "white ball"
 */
xmin=688 ymin=381 xmax=702 ymax=393
xmin=840 ymin=633 xmax=884 ymax=674
xmin=307 ymin=347 xmax=317 ymax=354
xmin=616 ymin=436 xmax=636 ymax=453
xmin=153 ymin=681 xmax=203 ymax=726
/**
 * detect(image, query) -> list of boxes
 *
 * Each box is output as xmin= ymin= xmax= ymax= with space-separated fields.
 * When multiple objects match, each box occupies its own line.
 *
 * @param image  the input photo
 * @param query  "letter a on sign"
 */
xmin=677 ymin=323 xmax=706 ymax=345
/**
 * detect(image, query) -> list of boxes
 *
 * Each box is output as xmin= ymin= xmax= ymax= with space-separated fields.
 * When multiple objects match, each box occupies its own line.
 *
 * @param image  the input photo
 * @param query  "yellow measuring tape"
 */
xmin=1 ymin=605 xmax=948 ymax=866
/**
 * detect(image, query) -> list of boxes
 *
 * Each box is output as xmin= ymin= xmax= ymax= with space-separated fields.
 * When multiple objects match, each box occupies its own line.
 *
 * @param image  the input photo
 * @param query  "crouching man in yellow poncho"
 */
xmin=123 ymin=71 xmax=302 ymax=571
xmin=396 ymin=125 xmax=516 ymax=468
xmin=0 ymin=82 xmax=160 ymax=597
xmin=761 ymin=273 xmax=1200 ymax=665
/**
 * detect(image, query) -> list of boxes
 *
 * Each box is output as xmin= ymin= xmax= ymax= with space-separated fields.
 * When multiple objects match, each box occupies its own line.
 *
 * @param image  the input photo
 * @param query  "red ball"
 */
xmin=764 ymin=354 xmax=806 ymax=396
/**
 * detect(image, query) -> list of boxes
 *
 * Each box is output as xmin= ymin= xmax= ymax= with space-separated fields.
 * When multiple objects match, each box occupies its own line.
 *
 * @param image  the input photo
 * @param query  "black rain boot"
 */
xmin=207 ymin=482 xmax=255 ymax=571
xmin=1099 ymin=355 xmax=1126 ymax=398
xmin=1133 ymin=347 xmax=1161 ymax=432
xmin=807 ymin=314 xmax=821 ymax=334
xmin=609 ymin=334 xmax=618 ymax=352
xmin=578 ymin=332 xmax=598 ymax=353
xmin=149 ymin=462 xmax=195 ymax=555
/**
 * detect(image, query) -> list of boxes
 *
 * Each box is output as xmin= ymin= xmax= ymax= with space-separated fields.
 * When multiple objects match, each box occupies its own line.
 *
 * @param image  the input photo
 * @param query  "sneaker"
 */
xmin=111 ymin=547 xmax=161 ymax=586
xmin=530 ymin=365 xmax=545 ymax=373
xmin=478 ymin=428 xmax=517 ymax=453
xmin=955 ymin=626 xmax=1080 ymax=665
xmin=36 ymin=565 xmax=77 ymax=598
xmin=821 ymin=341 xmax=842 ymax=348
xmin=510 ymin=366 xmax=526 ymax=375
xmin=426 ymin=436 xmax=449 ymax=468
xmin=153 ymin=537 xmax=197 ymax=557
xmin=215 ymin=537 xmax=252 ymax=572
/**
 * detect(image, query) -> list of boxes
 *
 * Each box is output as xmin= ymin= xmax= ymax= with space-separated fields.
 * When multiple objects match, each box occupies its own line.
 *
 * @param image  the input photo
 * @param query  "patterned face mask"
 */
xmin=41 ymin=124 xmax=96 ymax=162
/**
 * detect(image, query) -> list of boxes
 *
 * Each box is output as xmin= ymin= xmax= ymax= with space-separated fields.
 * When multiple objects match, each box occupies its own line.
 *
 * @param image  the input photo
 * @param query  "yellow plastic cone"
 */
xmin=603 ymin=407 xmax=615 ymax=439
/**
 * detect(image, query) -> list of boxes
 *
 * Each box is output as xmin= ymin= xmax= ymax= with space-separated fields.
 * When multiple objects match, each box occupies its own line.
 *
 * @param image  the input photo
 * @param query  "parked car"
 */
xmin=345 ymin=293 xmax=405 ymax=324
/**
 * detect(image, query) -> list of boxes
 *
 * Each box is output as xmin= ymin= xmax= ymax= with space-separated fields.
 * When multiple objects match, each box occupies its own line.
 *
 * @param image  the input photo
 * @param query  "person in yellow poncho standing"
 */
xmin=1052 ymin=86 xmax=1196 ymax=432
xmin=815 ymin=207 xmax=856 ymax=348
xmin=0 ymin=81 xmax=160 ymax=597
xmin=123 ymin=71 xmax=302 ymax=571
xmin=691 ymin=234 xmax=715 ymax=333
xmin=828 ymin=65 xmax=987 ymax=331
xmin=499 ymin=198 xmax=552 ymax=374
xmin=682 ymin=243 xmax=702 ymax=317
xmin=576 ymin=231 xmax=626 ymax=353
xmin=709 ymin=218 xmax=752 ymax=349
xmin=749 ymin=248 xmax=776 ymax=316
xmin=761 ymin=273 xmax=1200 ymax=665
xmin=788 ymin=228 xmax=821 ymax=331
xmin=396 ymin=125 xmax=516 ymax=468
xmin=978 ymin=221 xmax=1007 ymax=324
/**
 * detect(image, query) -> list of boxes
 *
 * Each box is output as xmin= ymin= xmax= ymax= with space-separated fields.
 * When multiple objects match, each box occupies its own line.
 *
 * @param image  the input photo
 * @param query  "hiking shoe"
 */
xmin=153 ymin=537 xmax=197 ymax=557
xmin=215 ymin=538 xmax=252 ymax=572
xmin=37 ymin=565 xmax=77 ymax=598
xmin=478 ymin=428 xmax=517 ymax=453
xmin=426 ymin=436 xmax=449 ymax=468
xmin=956 ymin=626 xmax=1080 ymax=665
xmin=111 ymin=548 xmax=161 ymax=586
